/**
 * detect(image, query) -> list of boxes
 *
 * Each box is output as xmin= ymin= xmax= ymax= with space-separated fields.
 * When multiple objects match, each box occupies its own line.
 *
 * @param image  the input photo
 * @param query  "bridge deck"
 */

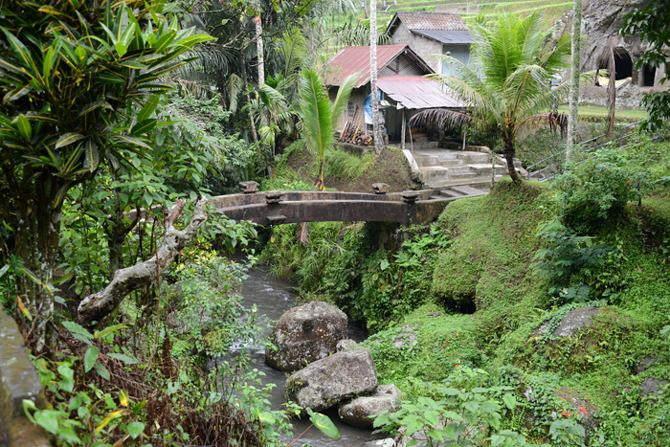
xmin=211 ymin=184 xmax=487 ymax=227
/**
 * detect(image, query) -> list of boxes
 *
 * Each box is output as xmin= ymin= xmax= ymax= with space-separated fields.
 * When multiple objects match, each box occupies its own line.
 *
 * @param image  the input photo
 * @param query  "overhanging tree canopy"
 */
xmin=0 ymin=0 xmax=212 ymax=347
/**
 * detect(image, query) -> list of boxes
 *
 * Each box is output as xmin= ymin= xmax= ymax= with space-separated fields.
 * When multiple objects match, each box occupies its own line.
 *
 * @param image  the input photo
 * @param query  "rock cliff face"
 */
xmin=552 ymin=0 xmax=666 ymax=109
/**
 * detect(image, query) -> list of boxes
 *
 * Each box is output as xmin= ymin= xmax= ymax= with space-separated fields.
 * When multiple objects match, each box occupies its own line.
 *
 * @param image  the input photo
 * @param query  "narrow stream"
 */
xmin=238 ymin=267 xmax=377 ymax=446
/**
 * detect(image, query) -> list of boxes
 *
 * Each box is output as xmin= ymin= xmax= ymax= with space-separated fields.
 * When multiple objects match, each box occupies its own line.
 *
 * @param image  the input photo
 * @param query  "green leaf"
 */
xmin=78 ymin=100 xmax=114 ymax=118
xmin=16 ymin=114 xmax=31 ymax=140
xmin=502 ymin=393 xmax=517 ymax=410
xmin=111 ymin=134 xmax=152 ymax=149
xmin=115 ymin=42 xmax=128 ymax=58
xmin=94 ymin=363 xmax=110 ymax=380
xmin=34 ymin=410 xmax=63 ymax=434
xmin=94 ymin=324 xmax=130 ymax=339
xmin=84 ymin=140 xmax=99 ymax=171
xmin=131 ymin=119 xmax=157 ymax=136
xmin=84 ymin=346 xmax=99 ymax=372
xmin=58 ymin=378 xmax=74 ymax=393
xmin=137 ymin=95 xmax=160 ymax=122
xmin=380 ymin=259 xmax=389 ymax=270
xmin=1 ymin=29 xmax=38 ymax=75
xmin=0 ymin=55 xmax=27 ymax=75
xmin=107 ymin=353 xmax=138 ymax=365
xmin=306 ymin=408 xmax=339 ymax=440
xmin=127 ymin=421 xmax=145 ymax=439
xmin=62 ymin=321 xmax=94 ymax=340
xmin=56 ymin=132 xmax=85 ymax=149
xmin=152 ymin=30 xmax=177 ymax=53
xmin=258 ymin=411 xmax=276 ymax=425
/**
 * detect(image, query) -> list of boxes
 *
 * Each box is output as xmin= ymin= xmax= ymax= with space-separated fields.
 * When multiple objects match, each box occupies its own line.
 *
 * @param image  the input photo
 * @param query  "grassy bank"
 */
xmin=260 ymin=132 xmax=670 ymax=444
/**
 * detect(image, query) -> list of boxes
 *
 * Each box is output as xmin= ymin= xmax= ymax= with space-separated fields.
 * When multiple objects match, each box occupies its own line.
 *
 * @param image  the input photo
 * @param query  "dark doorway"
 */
xmin=598 ymin=48 xmax=633 ymax=80
xmin=643 ymin=64 xmax=657 ymax=87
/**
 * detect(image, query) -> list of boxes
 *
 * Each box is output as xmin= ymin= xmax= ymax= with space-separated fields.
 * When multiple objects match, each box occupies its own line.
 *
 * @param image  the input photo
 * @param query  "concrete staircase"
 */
xmin=409 ymin=148 xmax=524 ymax=188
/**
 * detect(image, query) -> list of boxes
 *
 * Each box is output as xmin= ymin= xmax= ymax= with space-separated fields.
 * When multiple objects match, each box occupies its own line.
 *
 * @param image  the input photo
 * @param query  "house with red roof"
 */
xmin=324 ymin=44 xmax=465 ymax=147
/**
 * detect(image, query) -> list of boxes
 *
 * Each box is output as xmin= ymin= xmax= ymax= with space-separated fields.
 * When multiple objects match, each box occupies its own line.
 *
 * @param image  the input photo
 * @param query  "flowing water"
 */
xmin=236 ymin=267 xmax=378 ymax=446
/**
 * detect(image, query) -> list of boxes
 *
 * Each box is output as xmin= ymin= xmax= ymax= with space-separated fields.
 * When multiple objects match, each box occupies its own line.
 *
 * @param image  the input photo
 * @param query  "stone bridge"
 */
xmin=210 ymin=182 xmax=487 ymax=227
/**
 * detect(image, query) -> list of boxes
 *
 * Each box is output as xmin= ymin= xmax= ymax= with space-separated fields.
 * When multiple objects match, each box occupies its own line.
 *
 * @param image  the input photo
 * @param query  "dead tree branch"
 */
xmin=77 ymin=197 xmax=208 ymax=327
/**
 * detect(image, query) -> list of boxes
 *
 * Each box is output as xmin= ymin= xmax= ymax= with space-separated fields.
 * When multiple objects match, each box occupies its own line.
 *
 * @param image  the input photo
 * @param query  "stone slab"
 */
xmin=0 ymin=311 xmax=49 ymax=447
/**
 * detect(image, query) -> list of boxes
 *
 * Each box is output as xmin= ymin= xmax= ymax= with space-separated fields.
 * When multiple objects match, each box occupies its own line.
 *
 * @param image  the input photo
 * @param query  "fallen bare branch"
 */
xmin=77 ymin=197 xmax=208 ymax=327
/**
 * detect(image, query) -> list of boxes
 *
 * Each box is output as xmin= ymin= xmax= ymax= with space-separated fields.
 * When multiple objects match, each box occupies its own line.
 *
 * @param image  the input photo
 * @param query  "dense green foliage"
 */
xmin=261 ymin=132 xmax=670 ymax=445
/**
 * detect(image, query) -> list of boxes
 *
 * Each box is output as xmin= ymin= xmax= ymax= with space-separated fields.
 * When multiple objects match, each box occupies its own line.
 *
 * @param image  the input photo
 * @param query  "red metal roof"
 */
xmin=377 ymin=75 xmax=466 ymax=109
xmin=324 ymin=45 xmax=432 ymax=88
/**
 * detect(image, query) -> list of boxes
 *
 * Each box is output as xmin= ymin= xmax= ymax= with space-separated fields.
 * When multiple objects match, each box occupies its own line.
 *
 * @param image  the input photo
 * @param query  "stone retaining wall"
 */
xmin=0 ymin=311 xmax=50 ymax=447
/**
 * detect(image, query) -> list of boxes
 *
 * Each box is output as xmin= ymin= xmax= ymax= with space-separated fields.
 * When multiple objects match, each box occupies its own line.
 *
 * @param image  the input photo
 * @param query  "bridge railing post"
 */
xmin=372 ymin=183 xmax=389 ymax=194
xmin=264 ymin=191 xmax=285 ymax=204
xmin=402 ymin=191 xmax=419 ymax=227
xmin=239 ymin=181 xmax=259 ymax=193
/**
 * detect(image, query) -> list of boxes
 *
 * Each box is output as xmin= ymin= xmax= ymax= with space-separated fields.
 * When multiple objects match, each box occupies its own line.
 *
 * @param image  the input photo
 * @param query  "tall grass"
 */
xmin=324 ymin=149 xmax=376 ymax=181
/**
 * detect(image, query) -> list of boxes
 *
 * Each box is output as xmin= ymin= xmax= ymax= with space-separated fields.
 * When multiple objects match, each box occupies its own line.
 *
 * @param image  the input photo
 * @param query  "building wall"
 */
xmin=378 ymin=53 xmax=427 ymax=78
xmin=391 ymin=23 xmax=443 ymax=73
xmin=442 ymin=44 xmax=470 ymax=75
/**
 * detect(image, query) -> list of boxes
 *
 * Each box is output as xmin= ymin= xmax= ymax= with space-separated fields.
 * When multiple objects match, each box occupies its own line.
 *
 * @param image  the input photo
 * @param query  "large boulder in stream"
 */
xmin=338 ymin=384 xmax=402 ymax=427
xmin=284 ymin=349 xmax=378 ymax=414
xmin=265 ymin=301 xmax=347 ymax=372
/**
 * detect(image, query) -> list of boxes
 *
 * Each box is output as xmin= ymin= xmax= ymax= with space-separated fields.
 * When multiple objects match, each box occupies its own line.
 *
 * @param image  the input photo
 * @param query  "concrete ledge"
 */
xmin=0 ymin=311 xmax=49 ymax=447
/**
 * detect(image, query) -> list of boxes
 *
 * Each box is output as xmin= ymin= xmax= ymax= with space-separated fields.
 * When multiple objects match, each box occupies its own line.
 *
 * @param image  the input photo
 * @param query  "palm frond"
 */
xmin=518 ymin=112 xmax=568 ymax=138
xmin=408 ymin=108 xmax=476 ymax=131
xmin=227 ymin=74 xmax=243 ymax=113
xmin=330 ymin=73 xmax=357 ymax=127
xmin=299 ymin=68 xmax=333 ymax=158
xmin=258 ymin=83 xmax=288 ymax=113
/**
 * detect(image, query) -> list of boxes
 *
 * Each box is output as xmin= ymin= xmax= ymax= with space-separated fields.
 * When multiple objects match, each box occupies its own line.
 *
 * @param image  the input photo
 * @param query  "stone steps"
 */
xmin=408 ymin=148 xmax=523 ymax=187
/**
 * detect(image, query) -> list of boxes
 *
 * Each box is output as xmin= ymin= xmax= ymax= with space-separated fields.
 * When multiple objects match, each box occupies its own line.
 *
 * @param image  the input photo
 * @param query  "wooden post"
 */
xmin=409 ymin=126 xmax=414 ymax=155
xmin=401 ymin=109 xmax=406 ymax=150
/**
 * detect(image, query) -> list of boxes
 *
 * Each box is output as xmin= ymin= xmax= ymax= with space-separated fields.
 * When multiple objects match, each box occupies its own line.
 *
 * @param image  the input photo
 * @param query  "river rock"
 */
xmin=363 ymin=440 xmax=396 ymax=447
xmin=265 ymin=301 xmax=347 ymax=372
xmin=336 ymin=339 xmax=359 ymax=352
xmin=338 ymin=384 xmax=402 ymax=427
xmin=641 ymin=377 xmax=668 ymax=398
xmin=535 ymin=307 xmax=601 ymax=338
xmin=284 ymin=349 xmax=378 ymax=414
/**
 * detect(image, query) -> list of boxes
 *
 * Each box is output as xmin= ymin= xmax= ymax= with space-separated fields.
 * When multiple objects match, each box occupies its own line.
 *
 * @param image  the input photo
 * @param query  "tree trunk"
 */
xmin=240 ymin=52 xmax=260 ymax=148
xmin=77 ymin=198 xmax=208 ymax=327
xmin=606 ymin=35 xmax=616 ymax=140
xmin=255 ymin=12 xmax=264 ymax=87
xmin=369 ymin=0 xmax=384 ymax=155
xmin=566 ymin=0 xmax=582 ymax=162
xmin=503 ymin=139 xmax=521 ymax=183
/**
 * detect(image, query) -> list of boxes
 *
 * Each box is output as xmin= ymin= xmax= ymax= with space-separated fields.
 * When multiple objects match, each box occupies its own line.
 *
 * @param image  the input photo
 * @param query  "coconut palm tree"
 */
xmin=410 ymin=12 xmax=575 ymax=183
xmin=298 ymin=69 xmax=357 ymax=190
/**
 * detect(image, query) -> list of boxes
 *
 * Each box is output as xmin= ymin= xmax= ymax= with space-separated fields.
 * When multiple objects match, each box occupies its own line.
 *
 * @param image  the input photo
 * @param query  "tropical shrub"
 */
xmin=553 ymin=149 xmax=653 ymax=230
xmin=532 ymin=220 xmax=614 ymax=305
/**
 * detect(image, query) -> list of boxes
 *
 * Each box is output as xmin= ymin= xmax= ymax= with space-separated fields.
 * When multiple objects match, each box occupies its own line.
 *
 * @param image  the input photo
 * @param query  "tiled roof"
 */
xmin=395 ymin=12 xmax=468 ymax=31
xmin=324 ymin=45 xmax=433 ymax=87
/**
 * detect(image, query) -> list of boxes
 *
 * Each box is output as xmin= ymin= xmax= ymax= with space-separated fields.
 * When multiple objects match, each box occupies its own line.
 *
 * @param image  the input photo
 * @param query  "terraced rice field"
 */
xmin=375 ymin=0 xmax=572 ymax=28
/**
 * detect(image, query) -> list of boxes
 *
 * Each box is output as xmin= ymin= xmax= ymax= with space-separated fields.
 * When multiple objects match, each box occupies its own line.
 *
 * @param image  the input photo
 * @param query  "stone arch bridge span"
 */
xmin=210 ymin=182 xmax=486 ymax=227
